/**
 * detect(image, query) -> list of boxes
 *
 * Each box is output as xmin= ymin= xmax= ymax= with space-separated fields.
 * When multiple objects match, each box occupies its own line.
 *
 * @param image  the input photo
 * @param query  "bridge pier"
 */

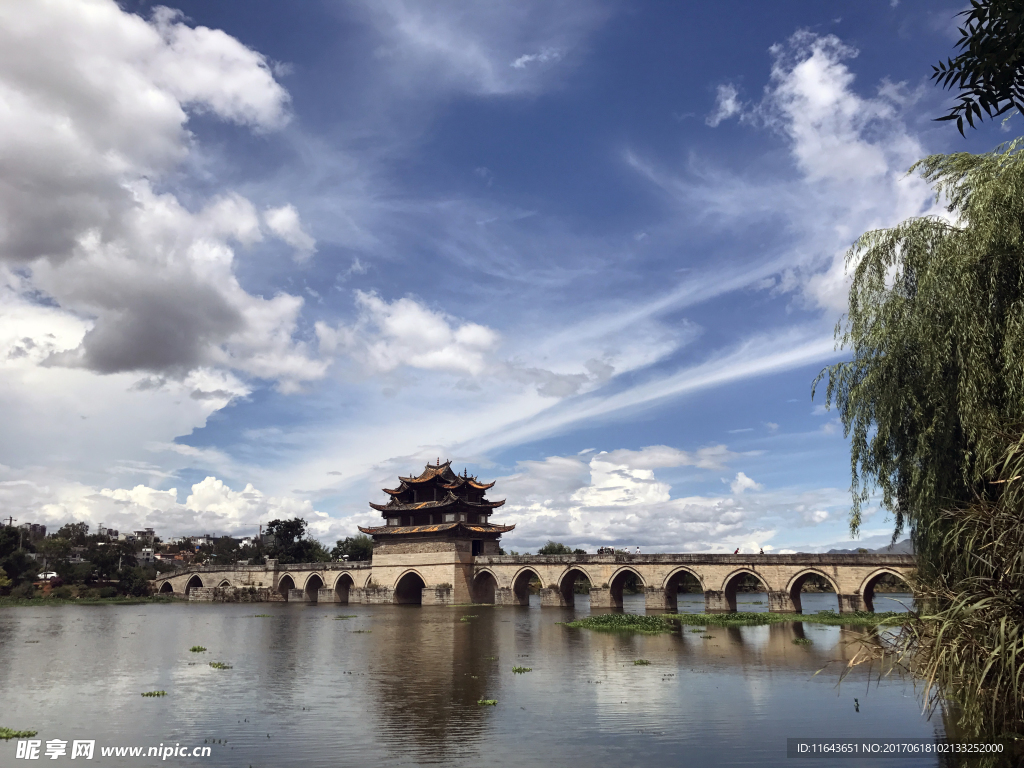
xmin=588 ymin=587 xmax=612 ymax=608
xmin=539 ymin=587 xmax=570 ymax=607
xmin=644 ymin=587 xmax=671 ymax=611
xmin=768 ymin=590 xmax=798 ymax=613
xmin=494 ymin=587 xmax=528 ymax=606
xmin=318 ymin=588 xmax=337 ymax=603
xmin=704 ymin=590 xmax=730 ymax=613
xmin=287 ymin=588 xmax=305 ymax=602
xmin=838 ymin=593 xmax=865 ymax=613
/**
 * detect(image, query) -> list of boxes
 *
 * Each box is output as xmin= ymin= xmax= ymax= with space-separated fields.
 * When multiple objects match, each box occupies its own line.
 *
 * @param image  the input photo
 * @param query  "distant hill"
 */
xmin=825 ymin=538 xmax=913 ymax=555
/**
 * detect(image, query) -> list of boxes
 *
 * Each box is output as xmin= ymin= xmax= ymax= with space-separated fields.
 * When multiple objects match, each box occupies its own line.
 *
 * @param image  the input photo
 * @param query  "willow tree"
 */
xmin=816 ymin=140 xmax=1024 ymax=739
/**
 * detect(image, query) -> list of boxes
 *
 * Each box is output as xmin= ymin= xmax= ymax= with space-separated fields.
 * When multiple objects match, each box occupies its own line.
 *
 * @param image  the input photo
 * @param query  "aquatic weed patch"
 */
xmin=189 ymin=646 xmax=207 ymax=653
xmin=141 ymin=691 xmax=167 ymax=697
xmin=562 ymin=614 xmax=674 ymax=634
xmin=792 ymin=638 xmax=812 ymax=645
xmin=333 ymin=615 xmax=356 ymax=620
xmin=208 ymin=662 xmax=233 ymax=670
xmin=0 ymin=729 xmax=38 ymax=740
xmin=511 ymin=666 xmax=532 ymax=674
xmin=633 ymin=659 xmax=651 ymax=666
xmin=253 ymin=614 xmax=273 ymax=618
xmin=460 ymin=615 xmax=478 ymax=622
xmin=665 ymin=611 xmax=904 ymax=628
xmin=477 ymin=699 xmax=497 ymax=706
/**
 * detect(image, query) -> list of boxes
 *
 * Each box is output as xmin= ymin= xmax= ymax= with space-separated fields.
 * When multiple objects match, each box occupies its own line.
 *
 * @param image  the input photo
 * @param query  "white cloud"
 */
xmin=706 ymin=83 xmax=742 ymax=126
xmin=494 ymin=447 xmax=848 ymax=553
xmin=264 ymin=204 xmax=316 ymax=262
xmin=802 ymin=509 xmax=829 ymax=524
xmin=0 ymin=1 xmax=321 ymax=391
xmin=316 ymin=290 xmax=499 ymax=376
xmin=0 ymin=471 xmax=329 ymax=539
xmin=600 ymin=444 xmax=739 ymax=471
xmin=355 ymin=0 xmax=607 ymax=95
xmin=511 ymin=48 xmax=563 ymax=69
xmin=730 ymin=471 xmax=762 ymax=494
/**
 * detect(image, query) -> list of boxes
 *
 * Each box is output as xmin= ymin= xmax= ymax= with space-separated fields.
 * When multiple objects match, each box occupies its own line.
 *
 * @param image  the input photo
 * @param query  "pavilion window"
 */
xmin=444 ymin=513 xmax=455 ymax=523
xmin=387 ymin=518 xmax=399 ymax=526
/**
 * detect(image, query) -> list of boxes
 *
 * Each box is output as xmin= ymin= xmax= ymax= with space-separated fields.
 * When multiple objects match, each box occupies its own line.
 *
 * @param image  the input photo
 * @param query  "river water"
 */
xmin=0 ymin=593 xmax=943 ymax=767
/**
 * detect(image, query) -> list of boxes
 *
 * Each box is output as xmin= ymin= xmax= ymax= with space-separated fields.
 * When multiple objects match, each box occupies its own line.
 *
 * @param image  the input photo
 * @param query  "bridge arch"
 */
xmin=558 ymin=566 xmax=593 ymax=607
xmin=394 ymin=570 xmax=426 ymax=605
xmin=785 ymin=569 xmax=839 ymax=614
xmin=304 ymin=573 xmax=324 ymax=603
xmin=859 ymin=568 xmax=912 ymax=613
xmin=721 ymin=569 xmax=768 ymax=613
xmin=184 ymin=574 xmax=203 ymax=595
xmin=511 ymin=567 xmax=542 ymax=606
xmin=159 ymin=581 xmax=174 ymax=594
xmin=661 ymin=567 xmax=706 ymax=612
xmin=277 ymin=573 xmax=296 ymax=600
xmin=333 ymin=572 xmax=354 ymax=604
xmin=217 ymin=579 xmax=231 ymax=588
xmin=608 ymin=566 xmax=645 ymax=610
xmin=472 ymin=568 xmax=498 ymax=604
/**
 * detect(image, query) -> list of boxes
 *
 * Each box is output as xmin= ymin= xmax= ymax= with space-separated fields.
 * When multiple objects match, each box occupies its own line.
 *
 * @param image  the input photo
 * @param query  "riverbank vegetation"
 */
xmin=814 ymin=15 xmax=1024 ymax=741
xmin=0 ymin=593 xmax=176 ymax=606
xmin=564 ymin=611 xmax=903 ymax=635
xmin=816 ymin=138 xmax=1024 ymax=743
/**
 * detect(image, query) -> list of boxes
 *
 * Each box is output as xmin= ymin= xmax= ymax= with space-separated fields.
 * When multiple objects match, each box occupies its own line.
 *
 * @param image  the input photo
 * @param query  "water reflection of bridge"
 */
xmin=157 ymin=553 xmax=914 ymax=614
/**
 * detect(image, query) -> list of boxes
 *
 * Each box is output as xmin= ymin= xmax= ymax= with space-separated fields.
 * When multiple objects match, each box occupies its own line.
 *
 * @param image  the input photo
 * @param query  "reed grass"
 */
xmin=884 ymin=434 xmax=1024 ymax=743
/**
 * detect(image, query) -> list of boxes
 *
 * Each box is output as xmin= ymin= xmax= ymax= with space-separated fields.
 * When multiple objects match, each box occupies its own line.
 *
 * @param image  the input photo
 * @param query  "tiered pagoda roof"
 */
xmin=359 ymin=459 xmax=512 ymax=537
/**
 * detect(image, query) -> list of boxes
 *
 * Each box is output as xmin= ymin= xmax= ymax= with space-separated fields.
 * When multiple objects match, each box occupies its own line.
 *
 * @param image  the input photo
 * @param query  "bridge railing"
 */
xmin=472 ymin=553 xmax=916 ymax=566
xmin=159 ymin=560 xmax=373 ymax=579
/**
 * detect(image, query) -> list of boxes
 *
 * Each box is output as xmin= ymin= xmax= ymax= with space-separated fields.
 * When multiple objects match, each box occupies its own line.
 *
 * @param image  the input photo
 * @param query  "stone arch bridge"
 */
xmin=156 ymin=552 xmax=914 ymax=614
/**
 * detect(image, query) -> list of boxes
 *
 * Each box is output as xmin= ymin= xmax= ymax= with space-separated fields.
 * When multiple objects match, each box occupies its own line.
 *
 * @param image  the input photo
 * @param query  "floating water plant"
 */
xmin=701 ymin=635 xmax=714 ymax=639
xmin=477 ymin=699 xmax=497 ymax=706
xmin=633 ymin=659 xmax=651 ymax=666
xmin=0 ymin=729 xmax=38 ymax=740
xmin=253 ymin=614 xmax=272 ymax=618
xmin=333 ymin=615 xmax=356 ymax=620
xmin=351 ymin=629 xmax=371 ymax=633
xmin=511 ymin=666 xmax=532 ymax=674
xmin=562 ymin=614 xmax=673 ymax=634
xmin=665 ymin=611 xmax=903 ymax=628
xmin=209 ymin=662 xmax=233 ymax=670
xmin=460 ymin=615 xmax=478 ymax=622
xmin=141 ymin=691 xmax=167 ymax=697
xmin=190 ymin=646 xmax=207 ymax=653
xmin=792 ymin=638 xmax=812 ymax=645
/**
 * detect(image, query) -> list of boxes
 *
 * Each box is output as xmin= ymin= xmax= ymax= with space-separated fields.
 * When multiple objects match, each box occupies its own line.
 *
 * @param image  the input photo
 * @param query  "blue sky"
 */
xmin=0 ymin=0 xmax=1004 ymax=552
